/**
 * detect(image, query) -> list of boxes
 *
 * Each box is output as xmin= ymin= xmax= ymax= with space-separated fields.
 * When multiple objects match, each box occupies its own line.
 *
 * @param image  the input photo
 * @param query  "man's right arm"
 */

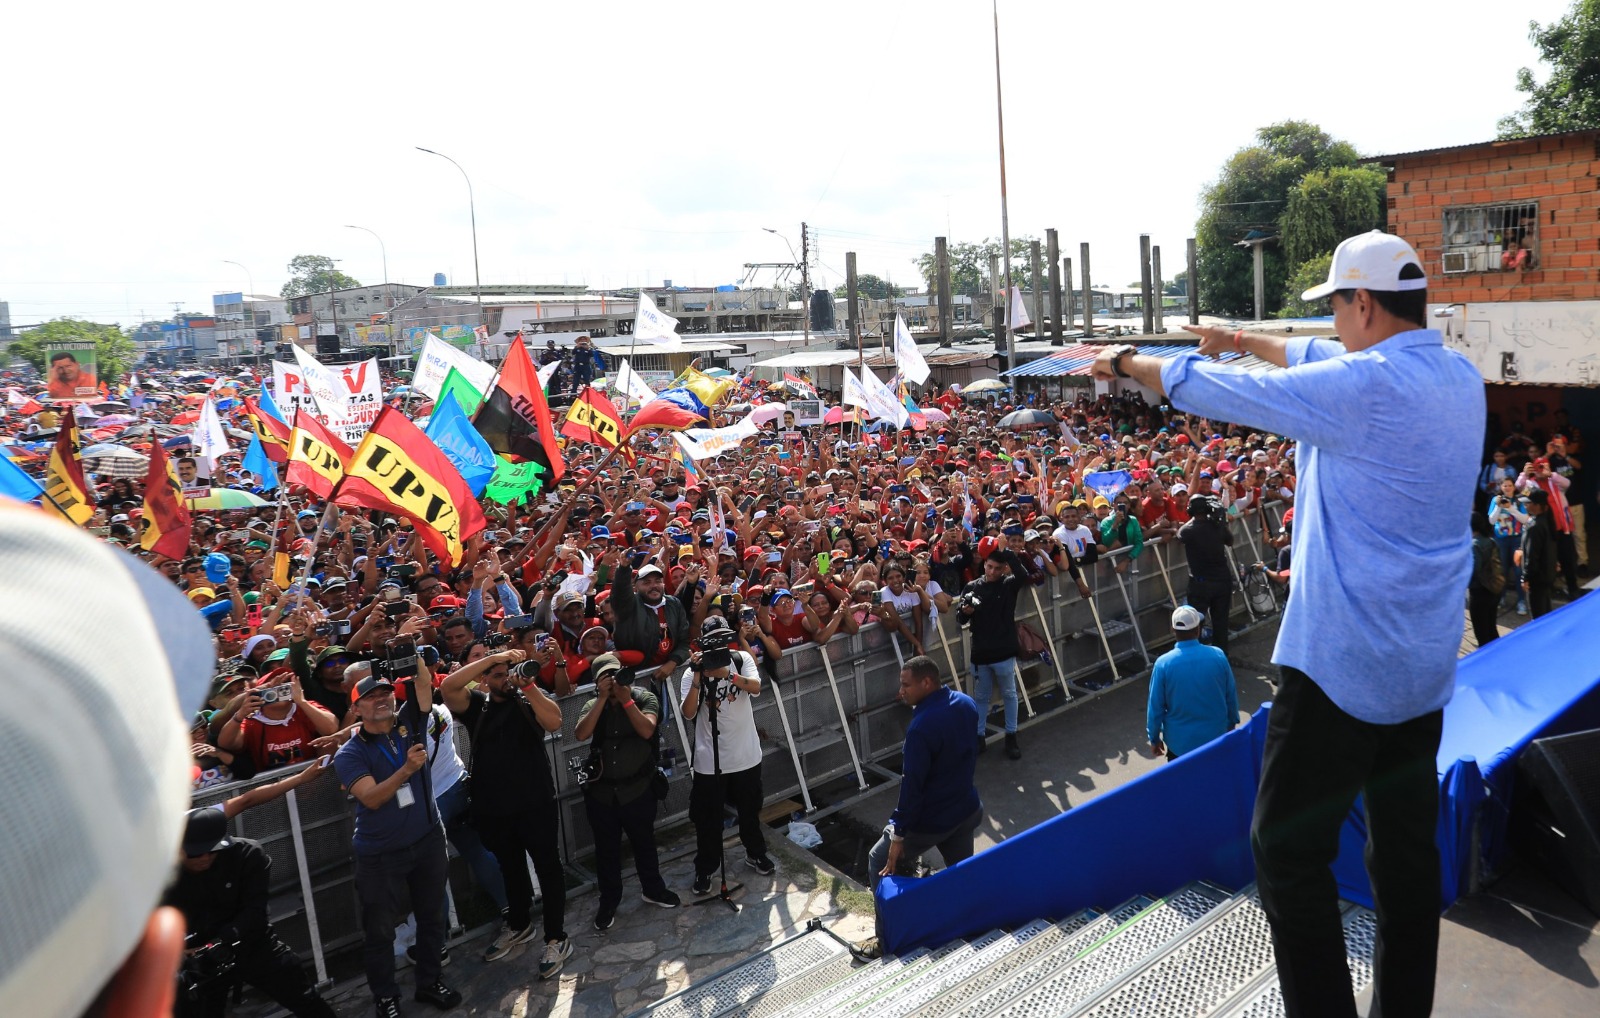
xmin=611 ymin=564 xmax=636 ymax=621
xmin=888 ymin=726 xmax=929 ymax=838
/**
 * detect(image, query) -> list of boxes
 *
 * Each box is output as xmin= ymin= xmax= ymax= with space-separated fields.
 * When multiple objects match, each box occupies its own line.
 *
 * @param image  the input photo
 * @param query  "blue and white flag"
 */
xmin=1083 ymin=470 xmax=1133 ymax=502
xmin=242 ymin=433 xmax=279 ymax=491
xmin=424 ymin=392 xmax=497 ymax=496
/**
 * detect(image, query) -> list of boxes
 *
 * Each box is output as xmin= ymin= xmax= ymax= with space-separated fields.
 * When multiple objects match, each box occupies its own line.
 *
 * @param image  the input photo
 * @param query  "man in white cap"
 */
xmin=1145 ymin=605 xmax=1238 ymax=761
xmin=1094 ymin=230 xmax=1483 ymax=1018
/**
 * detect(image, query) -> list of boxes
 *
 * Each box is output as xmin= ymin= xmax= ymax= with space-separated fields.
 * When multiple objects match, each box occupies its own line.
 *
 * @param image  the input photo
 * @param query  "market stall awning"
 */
xmin=1004 ymin=343 xmax=1279 ymax=378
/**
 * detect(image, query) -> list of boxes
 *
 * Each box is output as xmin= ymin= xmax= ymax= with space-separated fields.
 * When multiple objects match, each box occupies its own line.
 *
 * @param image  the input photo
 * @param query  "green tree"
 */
xmin=279 ymin=254 xmax=361 ymax=298
xmin=1277 ymin=253 xmax=1335 ymax=319
xmin=1498 ymin=0 xmax=1600 ymax=138
xmin=915 ymin=236 xmax=1041 ymax=296
xmin=1280 ymin=165 xmax=1387 ymax=266
xmin=10 ymin=318 xmax=137 ymax=382
xmin=1194 ymin=121 xmax=1368 ymax=317
xmin=831 ymin=274 xmax=905 ymax=300
xmin=1164 ymin=271 xmax=1188 ymax=297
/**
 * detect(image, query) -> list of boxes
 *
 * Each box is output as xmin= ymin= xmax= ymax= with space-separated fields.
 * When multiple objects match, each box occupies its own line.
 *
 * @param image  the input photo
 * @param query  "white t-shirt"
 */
xmin=679 ymin=650 xmax=762 ymax=775
xmin=423 ymin=704 xmax=467 ymax=797
xmin=881 ymin=583 xmax=940 ymax=631
xmin=1054 ymin=523 xmax=1096 ymax=561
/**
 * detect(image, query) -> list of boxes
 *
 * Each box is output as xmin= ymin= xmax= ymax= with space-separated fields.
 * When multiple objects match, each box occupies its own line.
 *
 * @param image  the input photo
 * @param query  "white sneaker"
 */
xmin=539 ymin=937 xmax=573 ymax=980
xmin=482 ymin=922 xmax=536 ymax=962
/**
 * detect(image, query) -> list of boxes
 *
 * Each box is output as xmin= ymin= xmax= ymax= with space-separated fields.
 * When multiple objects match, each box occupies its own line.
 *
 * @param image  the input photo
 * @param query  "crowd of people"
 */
xmin=1 ymin=285 xmax=1588 ymax=1015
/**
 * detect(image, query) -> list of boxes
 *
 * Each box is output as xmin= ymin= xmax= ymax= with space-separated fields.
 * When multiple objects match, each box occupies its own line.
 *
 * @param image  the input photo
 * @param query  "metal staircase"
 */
xmin=627 ymin=883 xmax=1378 ymax=1018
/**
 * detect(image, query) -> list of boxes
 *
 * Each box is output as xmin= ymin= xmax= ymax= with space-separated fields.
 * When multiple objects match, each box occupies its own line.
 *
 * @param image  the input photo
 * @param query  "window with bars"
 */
xmin=1440 ymin=201 xmax=1538 ymax=274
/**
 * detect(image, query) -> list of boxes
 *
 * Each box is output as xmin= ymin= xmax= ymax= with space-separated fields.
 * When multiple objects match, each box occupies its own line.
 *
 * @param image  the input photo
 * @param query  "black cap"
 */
xmin=182 ymin=807 xmax=232 ymax=857
xmin=354 ymin=675 xmax=395 ymax=700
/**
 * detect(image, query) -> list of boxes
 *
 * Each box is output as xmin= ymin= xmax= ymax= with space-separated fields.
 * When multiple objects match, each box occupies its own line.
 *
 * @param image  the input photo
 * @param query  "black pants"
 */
xmin=353 ymin=824 xmax=448 ymax=1000
xmin=1528 ymin=581 xmax=1555 ymax=618
xmin=1467 ymin=586 xmax=1500 ymax=647
xmin=1252 ymin=668 xmax=1443 ymax=1018
xmin=689 ymin=764 xmax=766 ymax=878
xmin=866 ymin=807 xmax=982 ymax=944
xmin=1187 ymin=577 xmax=1234 ymax=657
xmin=178 ymin=937 xmax=335 ymax=1018
xmin=585 ymin=788 xmax=669 ymax=910
xmin=477 ymin=799 xmax=566 ymax=942
xmin=1555 ymin=531 xmax=1580 ymax=597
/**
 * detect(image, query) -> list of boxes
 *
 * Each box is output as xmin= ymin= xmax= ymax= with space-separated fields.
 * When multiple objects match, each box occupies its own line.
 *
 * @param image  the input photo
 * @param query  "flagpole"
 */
xmin=993 ymin=0 xmax=1014 ymax=369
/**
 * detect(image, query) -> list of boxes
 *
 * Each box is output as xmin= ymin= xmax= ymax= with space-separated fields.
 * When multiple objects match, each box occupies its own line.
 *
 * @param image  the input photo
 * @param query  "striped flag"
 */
xmin=43 ymin=416 xmax=95 ymax=525
xmin=139 ymin=442 xmax=192 ymax=559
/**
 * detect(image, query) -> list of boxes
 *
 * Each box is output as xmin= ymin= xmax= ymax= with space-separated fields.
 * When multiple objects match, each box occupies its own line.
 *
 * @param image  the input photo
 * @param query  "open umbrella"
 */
xmin=169 ymin=410 xmax=201 ymax=426
xmin=748 ymin=402 xmax=787 ymax=426
xmin=182 ymin=393 xmax=207 ymax=405
xmin=186 ymin=489 xmax=271 ymax=511
xmin=920 ymin=406 xmax=950 ymax=424
xmin=823 ymin=406 xmax=860 ymax=425
xmin=81 ymin=444 xmax=150 ymax=477
xmin=91 ymin=401 xmax=132 ymax=413
xmin=963 ymin=378 xmax=1010 ymax=395
xmin=997 ymin=408 xmax=1057 ymax=429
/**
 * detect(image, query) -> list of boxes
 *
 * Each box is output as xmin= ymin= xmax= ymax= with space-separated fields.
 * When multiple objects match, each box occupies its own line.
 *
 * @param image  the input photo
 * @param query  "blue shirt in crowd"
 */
xmin=1147 ymin=639 xmax=1239 ymax=758
xmin=1161 ymin=329 xmax=1483 ymax=724
xmin=333 ymin=719 xmax=438 ymax=856
xmin=891 ymin=686 xmax=981 ymax=838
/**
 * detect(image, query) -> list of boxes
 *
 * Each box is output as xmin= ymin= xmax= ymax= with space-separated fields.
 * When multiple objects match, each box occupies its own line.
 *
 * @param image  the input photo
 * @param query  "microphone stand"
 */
xmin=692 ymin=666 xmax=742 ymax=912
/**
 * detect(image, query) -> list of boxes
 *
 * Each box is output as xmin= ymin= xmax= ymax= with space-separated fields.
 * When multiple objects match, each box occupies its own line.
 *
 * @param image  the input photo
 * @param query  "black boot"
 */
xmin=976 ymin=733 xmax=987 ymax=755
xmin=1005 ymin=732 xmax=1021 ymax=760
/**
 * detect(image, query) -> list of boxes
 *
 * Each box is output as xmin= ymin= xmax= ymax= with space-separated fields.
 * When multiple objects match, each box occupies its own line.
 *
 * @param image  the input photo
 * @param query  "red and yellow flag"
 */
xmin=140 ymin=442 xmax=192 ymax=560
xmin=43 ymin=415 xmax=95 ymax=525
xmin=243 ymin=396 xmax=291 ymax=463
xmin=285 ymin=409 xmax=353 ymax=499
xmin=331 ymin=407 xmax=487 ymax=566
xmin=561 ymin=385 xmax=625 ymax=450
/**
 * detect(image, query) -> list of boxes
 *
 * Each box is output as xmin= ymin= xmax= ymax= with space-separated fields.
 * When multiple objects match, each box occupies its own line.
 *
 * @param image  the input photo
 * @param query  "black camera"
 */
xmin=1187 ymin=494 xmax=1227 ymax=524
xmin=697 ymin=627 xmax=735 ymax=671
xmin=381 ymin=636 xmax=419 ymax=680
xmin=485 ymin=630 xmax=513 ymax=649
xmin=568 ymin=754 xmax=602 ymax=786
xmin=179 ymin=937 xmax=240 ymax=998
xmin=956 ymin=590 xmax=982 ymax=623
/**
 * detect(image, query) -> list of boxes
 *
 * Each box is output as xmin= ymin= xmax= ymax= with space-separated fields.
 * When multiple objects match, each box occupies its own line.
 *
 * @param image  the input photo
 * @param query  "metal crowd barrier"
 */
xmin=195 ymin=503 xmax=1290 ymax=974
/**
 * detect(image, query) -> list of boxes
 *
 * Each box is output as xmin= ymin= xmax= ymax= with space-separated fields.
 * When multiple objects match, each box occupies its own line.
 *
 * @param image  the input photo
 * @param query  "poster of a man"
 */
xmin=176 ymin=455 xmax=212 ymax=492
xmin=46 ymin=346 xmax=99 ymax=402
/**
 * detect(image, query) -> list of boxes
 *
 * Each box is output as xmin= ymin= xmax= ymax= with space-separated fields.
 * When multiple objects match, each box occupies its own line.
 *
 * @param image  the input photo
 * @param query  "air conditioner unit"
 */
xmin=1442 ymin=250 xmax=1472 ymax=274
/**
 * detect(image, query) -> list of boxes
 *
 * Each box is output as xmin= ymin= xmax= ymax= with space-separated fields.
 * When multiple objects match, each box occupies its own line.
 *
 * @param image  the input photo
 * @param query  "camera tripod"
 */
xmin=692 ymin=668 xmax=742 ymax=913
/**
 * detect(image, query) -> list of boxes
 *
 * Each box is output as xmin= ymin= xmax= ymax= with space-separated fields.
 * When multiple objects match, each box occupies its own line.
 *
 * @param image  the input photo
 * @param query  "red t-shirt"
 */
xmin=1138 ymin=494 xmax=1173 ymax=529
xmin=237 ymin=706 xmax=322 ymax=770
xmin=768 ymin=612 xmax=812 ymax=650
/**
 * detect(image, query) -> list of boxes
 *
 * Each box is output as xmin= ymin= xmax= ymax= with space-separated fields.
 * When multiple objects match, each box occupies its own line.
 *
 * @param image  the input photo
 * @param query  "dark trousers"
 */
xmin=1252 ymin=668 xmax=1443 ymax=1018
xmin=584 ymin=789 xmax=669 ymax=909
xmin=1555 ymin=531 xmax=1580 ymax=597
xmin=477 ymin=799 xmax=566 ymax=942
xmin=1467 ymin=586 xmax=1500 ymax=647
xmin=178 ymin=937 xmax=335 ymax=1018
xmin=1187 ymin=577 xmax=1234 ymax=657
xmin=866 ymin=807 xmax=983 ymax=943
xmin=689 ymin=765 xmax=766 ymax=878
xmin=353 ymin=824 xmax=448 ymax=1000
xmin=1528 ymin=581 xmax=1555 ymax=618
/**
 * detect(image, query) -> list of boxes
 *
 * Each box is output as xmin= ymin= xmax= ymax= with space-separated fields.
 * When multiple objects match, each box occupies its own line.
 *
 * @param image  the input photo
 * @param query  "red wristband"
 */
xmin=623 ymin=699 xmax=636 ymax=710
xmin=1233 ymin=329 xmax=1244 ymax=351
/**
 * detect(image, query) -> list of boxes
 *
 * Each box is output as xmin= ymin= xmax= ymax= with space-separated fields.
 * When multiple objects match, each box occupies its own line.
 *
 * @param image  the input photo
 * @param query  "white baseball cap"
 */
xmin=0 ymin=506 xmax=215 ymax=1017
xmin=1301 ymin=230 xmax=1428 ymax=301
xmin=1171 ymin=604 xmax=1207 ymax=632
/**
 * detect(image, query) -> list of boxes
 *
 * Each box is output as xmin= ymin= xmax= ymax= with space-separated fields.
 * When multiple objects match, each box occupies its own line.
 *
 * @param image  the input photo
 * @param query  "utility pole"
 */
xmin=1029 ymin=239 xmax=1043 ymax=344
xmin=1046 ymin=229 xmax=1062 ymax=346
xmin=1139 ymin=234 xmax=1155 ymax=335
xmin=801 ymin=221 xmax=811 ymax=346
xmin=991 ymin=0 xmax=1013 ymax=367
xmin=1187 ymin=237 xmax=1200 ymax=326
xmin=1079 ymin=243 xmax=1093 ymax=340
xmin=988 ymin=253 xmax=1002 ymax=337
xmin=935 ymin=236 xmax=953 ymax=348
xmin=846 ymin=251 xmax=860 ymax=350
xmin=1062 ymin=256 xmax=1074 ymax=339
xmin=1151 ymin=245 xmax=1165 ymax=335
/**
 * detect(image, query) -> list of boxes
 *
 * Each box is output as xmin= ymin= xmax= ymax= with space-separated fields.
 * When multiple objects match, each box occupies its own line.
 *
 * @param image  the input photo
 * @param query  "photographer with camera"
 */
xmin=439 ymin=646 xmax=572 ymax=979
xmin=1177 ymin=493 xmax=1236 ymax=657
xmin=574 ymin=653 xmax=680 ymax=931
xmin=217 ymin=669 xmax=341 ymax=773
xmin=167 ymin=803 xmax=338 ymax=1018
xmin=679 ymin=616 xmax=776 ymax=894
xmin=958 ymin=538 xmax=1033 ymax=760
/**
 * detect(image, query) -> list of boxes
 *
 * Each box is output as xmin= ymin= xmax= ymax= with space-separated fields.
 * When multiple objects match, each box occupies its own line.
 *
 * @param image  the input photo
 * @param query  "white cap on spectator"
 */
xmin=1171 ymin=605 xmax=1206 ymax=632
xmin=0 ymin=507 xmax=215 ymax=1018
xmin=1301 ymin=230 xmax=1427 ymax=300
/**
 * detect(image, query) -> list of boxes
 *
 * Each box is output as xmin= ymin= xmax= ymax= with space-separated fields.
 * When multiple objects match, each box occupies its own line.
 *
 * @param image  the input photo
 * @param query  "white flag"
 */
xmin=893 ymin=313 xmax=930 ymax=384
xmin=192 ymin=396 xmax=230 ymax=465
xmin=673 ymin=415 xmax=760 ymax=460
xmin=860 ymin=365 xmax=910 ymax=428
xmin=840 ymin=367 xmax=871 ymax=409
xmin=537 ymin=359 xmax=562 ymax=391
xmin=1008 ymin=285 xmax=1032 ymax=331
xmin=412 ymin=333 xmax=495 ymax=400
xmin=633 ymin=292 xmax=680 ymax=344
xmin=613 ymin=358 xmax=658 ymax=407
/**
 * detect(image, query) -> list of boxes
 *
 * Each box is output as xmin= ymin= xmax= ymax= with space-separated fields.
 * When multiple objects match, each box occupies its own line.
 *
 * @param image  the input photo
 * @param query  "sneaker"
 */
xmin=413 ymin=980 xmax=462 ymax=1010
xmin=691 ymin=873 xmax=713 ymax=896
xmin=594 ymin=904 xmax=616 ymax=932
xmin=406 ymin=944 xmax=450 ymax=968
xmin=642 ymin=888 xmax=682 ymax=909
xmin=1005 ymin=733 xmax=1021 ymax=760
xmin=375 ymin=998 xmax=402 ymax=1018
xmin=746 ymin=854 xmax=777 ymax=876
xmin=482 ymin=922 xmax=536 ymax=962
xmin=1517 ymin=602 xmax=1529 ymax=616
xmin=539 ymin=937 xmax=573 ymax=980
xmin=976 ymin=734 xmax=987 ymax=755
xmin=850 ymin=937 xmax=882 ymax=962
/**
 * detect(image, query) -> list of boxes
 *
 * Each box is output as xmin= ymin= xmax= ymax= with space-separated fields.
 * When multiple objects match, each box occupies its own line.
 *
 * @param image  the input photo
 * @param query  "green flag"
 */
xmin=439 ymin=366 xmax=485 ymax=417
xmin=484 ymin=456 xmax=548 ymax=505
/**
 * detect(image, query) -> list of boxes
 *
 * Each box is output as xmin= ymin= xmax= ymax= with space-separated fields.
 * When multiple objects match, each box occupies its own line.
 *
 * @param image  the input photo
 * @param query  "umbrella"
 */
xmin=997 ymin=408 xmax=1057 ymax=429
xmin=823 ymin=406 xmax=860 ymax=425
xmin=395 ymin=369 xmax=414 ymax=379
xmin=186 ymin=489 xmax=271 ymax=511
xmin=703 ymin=367 xmax=734 ymax=378
xmin=169 ymin=410 xmax=201 ymax=426
xmin=387 ymin=385 xmax=412 ymax=396
xmin=748 ymin=402 xmax=787 ymax=426
xmin=181 ymin=393 xmax=207 ymax=405
xmin=91 ymin=401 xmax=132 ymax=413
xmin=81 ymin=444 xmax=150 ymax=477
xmin=963 ymin=378 xmax=1010 ymax=394
xmin=94 ymin=414 xmax=138 ymax=427
xmin=921 ymin=406 xmax=950 ymax=424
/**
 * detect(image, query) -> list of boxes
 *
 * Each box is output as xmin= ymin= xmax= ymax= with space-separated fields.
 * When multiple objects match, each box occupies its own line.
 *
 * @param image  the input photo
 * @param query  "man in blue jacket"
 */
xmin=1146 ymin=605 xmax=1238 ymax=760
xmin=861 ymin=655 xmax=982 ymax=957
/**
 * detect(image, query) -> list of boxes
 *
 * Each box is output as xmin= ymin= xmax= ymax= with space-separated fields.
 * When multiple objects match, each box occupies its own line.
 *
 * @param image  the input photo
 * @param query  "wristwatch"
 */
xmin=1109 ymin=344 xmax=1139 ymax=379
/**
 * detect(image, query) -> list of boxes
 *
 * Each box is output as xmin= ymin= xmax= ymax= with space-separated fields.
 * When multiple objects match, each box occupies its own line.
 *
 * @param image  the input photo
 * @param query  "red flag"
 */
xmin=331 ymin=407 xmax=487 ymax=566
xmin=561 ymin=386 xmax=625 ymax=449
xmin=243 ymin=396 xmax=291 ymax=463
xmin=139 ymin=442 xmax=191 ymax=560
xmin=472 ymin=335 xmax=565 ymax=482
xmin=626 ymin=400 xmax=704 ymax=436
xmin=285 ymin=409 xmax=353 ymax=499
xmin=44 ymin=415 xmax=95 ymax=525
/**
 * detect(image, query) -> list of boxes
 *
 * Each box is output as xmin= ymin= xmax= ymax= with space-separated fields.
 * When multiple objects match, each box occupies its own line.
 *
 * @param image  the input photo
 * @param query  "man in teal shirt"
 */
xmin=1147 ymin=605 xmax=1238 ymax=760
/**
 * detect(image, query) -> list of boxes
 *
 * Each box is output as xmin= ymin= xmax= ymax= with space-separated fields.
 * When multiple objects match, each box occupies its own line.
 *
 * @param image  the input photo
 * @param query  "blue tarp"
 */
xmin=878 ymin=592 xmax=1600 ymax=955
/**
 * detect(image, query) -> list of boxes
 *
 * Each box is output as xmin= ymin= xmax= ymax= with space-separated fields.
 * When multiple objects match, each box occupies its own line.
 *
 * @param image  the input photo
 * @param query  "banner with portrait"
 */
xmin=44 ymin=343 xmax=99 ymax=403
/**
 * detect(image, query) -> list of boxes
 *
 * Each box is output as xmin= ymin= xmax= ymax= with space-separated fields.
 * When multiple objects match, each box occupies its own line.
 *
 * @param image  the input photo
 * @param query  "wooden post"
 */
xmin=1062 ymin=257 xmax=1074 ymax=338
xmin=1028 ymin=239 xmax=1043 ymax=345
xmin=846 ymin=251 xmax=859 ymax=349
xmin=1079 ymin=243 xmax=1092 ymax=340
xmin=1187 ymin=237 xmax=1200 ymax=325
xmin=989 ymin=252 xmax=1004 ymax=346
xmin=1252 ymin=243 xmax=1265 ymax=323
xmin=1046 ymin=229 xmax=1063 ymax=346
xmin=935 ymin=236 xmax=953 ymax=348
xmin=1151 ymin=245 xmax=1165 ymax=335
xmin=1139 ymin=234 xmax=1154 ymax=335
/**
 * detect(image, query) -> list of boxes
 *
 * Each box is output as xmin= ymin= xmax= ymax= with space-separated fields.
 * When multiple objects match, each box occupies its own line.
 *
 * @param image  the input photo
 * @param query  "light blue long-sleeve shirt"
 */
xmin=1147 ymin=639 xmax=1238 ymax=757
xmin=1160 ymin=329 xmax=1483 ymax=724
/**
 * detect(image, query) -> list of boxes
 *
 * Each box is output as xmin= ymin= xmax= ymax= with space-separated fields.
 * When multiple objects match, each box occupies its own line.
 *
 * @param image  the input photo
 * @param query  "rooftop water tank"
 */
xmin=433 ymin=273 xmax=448 ymax=286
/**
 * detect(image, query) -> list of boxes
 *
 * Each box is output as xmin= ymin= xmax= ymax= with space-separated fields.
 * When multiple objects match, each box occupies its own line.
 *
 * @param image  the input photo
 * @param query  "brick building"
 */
xmin=1376 ymin=129 xmax=1599 ymax=304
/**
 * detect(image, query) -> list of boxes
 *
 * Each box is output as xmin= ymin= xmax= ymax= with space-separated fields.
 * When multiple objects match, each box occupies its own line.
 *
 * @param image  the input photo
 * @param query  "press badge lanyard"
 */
xmin=374 ymin=734 xmax=415 ymax=809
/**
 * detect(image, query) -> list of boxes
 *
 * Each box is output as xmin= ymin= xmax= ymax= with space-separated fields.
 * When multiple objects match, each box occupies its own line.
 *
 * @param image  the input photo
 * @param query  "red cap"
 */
xmin=428 ymin=593 xmax=465 ymax=611
xmin=976 ymin=536 xmax=1001 ymax=560
xmin=1217 ymin=460 xmax=1235 ymax=472
xmin=593 ymin=589 xmax=612 ymax=606
xmin=743 ymin=546 xmax=763 ymax=559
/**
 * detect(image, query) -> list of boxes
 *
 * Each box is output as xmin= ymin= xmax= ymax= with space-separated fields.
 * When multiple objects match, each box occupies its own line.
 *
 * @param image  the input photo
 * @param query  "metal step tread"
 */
xmin=735 ymin=953 xmax=859 ymax=1018
xmin=921 ymin=896 xmax=1158 ymax=1018
xmin=1071 ymin=886 xmax=1274 ymax=1018
xmin=630 ymin=928 xmax=850 ymax=1018
xmin=762 ymin=945 xmax=937 ymax=1018
xmin=844 ymin=920 xmax=1061 ymax=1018
xmin=1209 ymin=905 xmax=1377 ymax=1018
xmin=960 ymin=882 xmax=1233 ymax=1018
xmin=831 ymin=929 xmax=1012 ymax=1016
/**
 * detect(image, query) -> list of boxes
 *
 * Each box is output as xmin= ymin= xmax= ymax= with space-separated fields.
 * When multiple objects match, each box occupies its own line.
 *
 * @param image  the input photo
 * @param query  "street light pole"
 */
xmin=416 ymin=146 xmax=483 ymax=337
xmin=344 ymin=225 xmax=393 ymax=355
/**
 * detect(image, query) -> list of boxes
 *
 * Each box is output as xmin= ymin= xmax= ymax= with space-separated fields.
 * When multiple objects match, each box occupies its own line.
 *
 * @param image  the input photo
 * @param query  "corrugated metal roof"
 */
xmin=749 ymin=350 xmax=863 ymax=368
xmin=1368 ymin=127 xmax=1598 ymax=164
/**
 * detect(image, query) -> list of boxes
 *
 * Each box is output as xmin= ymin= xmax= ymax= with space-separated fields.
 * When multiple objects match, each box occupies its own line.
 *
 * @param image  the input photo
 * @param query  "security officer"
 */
xmin=1177 ymin=494 xmax=1236 ymax=656
xmin=166 ymin=808 xmax=337 ymax=1018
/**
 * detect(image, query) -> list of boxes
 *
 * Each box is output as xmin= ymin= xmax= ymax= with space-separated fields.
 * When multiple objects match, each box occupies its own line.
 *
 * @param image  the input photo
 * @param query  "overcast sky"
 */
xmin=4 ymin=0 xmax=1568 ymax=328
